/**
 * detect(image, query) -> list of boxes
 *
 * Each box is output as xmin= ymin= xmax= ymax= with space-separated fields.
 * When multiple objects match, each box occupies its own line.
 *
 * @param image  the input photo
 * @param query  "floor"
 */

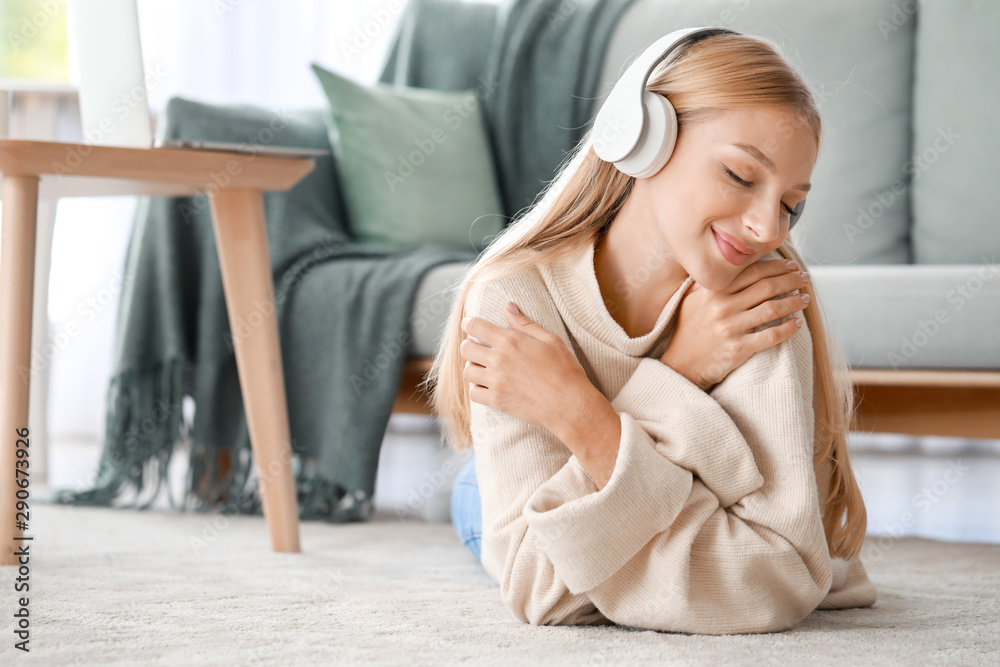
xmin=9 ymin=500 xmax=999 ymax=665
xmin=34 ymin=414 xmax=1000 ymax=545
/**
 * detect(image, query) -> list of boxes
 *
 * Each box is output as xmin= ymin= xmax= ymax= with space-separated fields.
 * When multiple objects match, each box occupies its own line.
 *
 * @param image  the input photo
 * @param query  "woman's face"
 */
xmin=633 ymin=106 xmax=817 ymax=291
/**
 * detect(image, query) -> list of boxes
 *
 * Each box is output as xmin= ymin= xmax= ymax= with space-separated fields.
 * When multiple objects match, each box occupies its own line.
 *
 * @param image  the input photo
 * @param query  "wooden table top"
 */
xmin=0 ymin=138 xmax=315 ymax=192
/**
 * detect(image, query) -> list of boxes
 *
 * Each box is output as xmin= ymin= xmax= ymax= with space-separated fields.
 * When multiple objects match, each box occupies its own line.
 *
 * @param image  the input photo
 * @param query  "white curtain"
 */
xmin=135 ymin=0 xmax=412 ymax=112
xmin=47 ymin=1 xmax=412 ymax=438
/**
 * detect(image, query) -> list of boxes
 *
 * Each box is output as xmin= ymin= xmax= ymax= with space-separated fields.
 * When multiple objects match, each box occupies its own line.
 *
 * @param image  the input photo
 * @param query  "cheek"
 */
xmin=711 ymin=180 xmax=743 ymax=215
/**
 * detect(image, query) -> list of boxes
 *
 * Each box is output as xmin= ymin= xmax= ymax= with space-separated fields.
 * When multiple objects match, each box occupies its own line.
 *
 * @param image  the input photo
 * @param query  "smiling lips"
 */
xmin=713 ymin=227 xmax=754 ymax=266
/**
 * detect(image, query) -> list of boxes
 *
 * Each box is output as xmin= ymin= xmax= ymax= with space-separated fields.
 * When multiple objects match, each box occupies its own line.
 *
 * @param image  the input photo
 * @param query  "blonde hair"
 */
xmin=420 ymin=32 xmax=866 ymax=560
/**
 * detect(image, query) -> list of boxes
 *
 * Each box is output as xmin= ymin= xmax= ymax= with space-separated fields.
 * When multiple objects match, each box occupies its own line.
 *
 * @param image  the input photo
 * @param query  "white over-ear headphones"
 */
xmin=592 ymin=26 xmax=807 ymax=229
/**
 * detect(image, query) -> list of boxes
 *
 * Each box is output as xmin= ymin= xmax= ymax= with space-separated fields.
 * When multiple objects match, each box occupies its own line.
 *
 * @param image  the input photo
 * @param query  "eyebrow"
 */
xmin=733 ymin=143 xmax=812 ymax=193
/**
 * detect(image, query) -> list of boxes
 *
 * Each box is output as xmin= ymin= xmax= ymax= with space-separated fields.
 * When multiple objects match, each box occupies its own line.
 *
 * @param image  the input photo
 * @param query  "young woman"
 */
xmin=426 ymin=31 xmax=877 ymax=635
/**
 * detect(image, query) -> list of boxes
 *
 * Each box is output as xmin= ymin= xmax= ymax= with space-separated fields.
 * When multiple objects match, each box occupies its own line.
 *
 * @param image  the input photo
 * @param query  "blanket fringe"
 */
xmin=53 ymin=360 xmax=187 ymax=510
xmin=51 ymin=359 xmax=375 ymax=523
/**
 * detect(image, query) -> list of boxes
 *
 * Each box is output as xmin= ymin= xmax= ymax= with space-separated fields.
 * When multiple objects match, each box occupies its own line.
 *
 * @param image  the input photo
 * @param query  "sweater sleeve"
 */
xmin=525 ymin=318 xmax=878 ymax=634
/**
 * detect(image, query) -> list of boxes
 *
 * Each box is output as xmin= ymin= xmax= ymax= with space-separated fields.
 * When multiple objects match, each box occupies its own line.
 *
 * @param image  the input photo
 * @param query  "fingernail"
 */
xmin=800 ymin=293 xmax=810 ymax=303
xmin=507 ymin=301 xmax=521 ymax=315
xmin=462 ymin=316 xmax=471 ymax=327
xmin=795 ymin=317 xmax=803 ymax=327
xmin=801 ymin=272 xmax=811 ymax=282
xmin=785 ymin=260 xmax=798 ymax=270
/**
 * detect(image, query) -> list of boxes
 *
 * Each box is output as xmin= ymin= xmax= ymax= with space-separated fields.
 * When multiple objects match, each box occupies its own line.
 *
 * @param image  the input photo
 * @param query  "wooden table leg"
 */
xmin=0 ymin=174 xmax=39 ymax=566
xmin=208 ymin=188 xmax=301 ymax=553
xmin=28 ymin=198 xmax=59 ymax=485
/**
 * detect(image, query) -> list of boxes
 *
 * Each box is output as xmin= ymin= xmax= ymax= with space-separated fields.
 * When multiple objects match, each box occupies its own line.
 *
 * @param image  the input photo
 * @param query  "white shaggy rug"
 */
xmin=1 ymin=503 xmax=998 ymax=666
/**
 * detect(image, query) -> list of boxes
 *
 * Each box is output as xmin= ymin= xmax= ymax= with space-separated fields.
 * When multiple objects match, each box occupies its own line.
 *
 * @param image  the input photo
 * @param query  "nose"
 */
xmin=741 ymin=197 xmax=785 ymax=246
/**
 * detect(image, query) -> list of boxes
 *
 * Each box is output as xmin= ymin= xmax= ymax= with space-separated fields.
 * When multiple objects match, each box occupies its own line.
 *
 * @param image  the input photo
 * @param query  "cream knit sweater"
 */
xmin=463 ymin=237 xmax=878 ymax=635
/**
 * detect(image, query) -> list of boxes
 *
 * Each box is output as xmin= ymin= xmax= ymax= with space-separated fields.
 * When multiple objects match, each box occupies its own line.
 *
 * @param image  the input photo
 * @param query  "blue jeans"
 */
xmin=451 ymin=456 xmax=483 ymax=562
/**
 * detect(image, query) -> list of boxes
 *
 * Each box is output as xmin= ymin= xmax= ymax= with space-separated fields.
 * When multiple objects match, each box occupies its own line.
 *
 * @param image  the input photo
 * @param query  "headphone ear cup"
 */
xmin=613 ymin=91 xmax=678 ymax=179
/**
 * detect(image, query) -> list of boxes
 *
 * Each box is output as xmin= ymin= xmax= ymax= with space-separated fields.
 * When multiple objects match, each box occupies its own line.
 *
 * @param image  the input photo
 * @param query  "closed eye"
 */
xmin=723 ymin=166 xmax=796 ymax=217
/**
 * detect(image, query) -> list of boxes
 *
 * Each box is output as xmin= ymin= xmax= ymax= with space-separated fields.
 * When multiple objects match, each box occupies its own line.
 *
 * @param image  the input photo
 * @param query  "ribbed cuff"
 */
xmin=816 ymin=557 xmax=878 ymax=609
xmin=523 ymin=412 xmax=693 ymax=594
xmin=610 ymin=357 xmax=764 ymax=507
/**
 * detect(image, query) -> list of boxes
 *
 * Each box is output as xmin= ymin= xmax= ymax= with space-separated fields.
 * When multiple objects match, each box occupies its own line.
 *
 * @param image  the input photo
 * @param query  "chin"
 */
xmin=688 ymin=261 xmax=732 ymax=293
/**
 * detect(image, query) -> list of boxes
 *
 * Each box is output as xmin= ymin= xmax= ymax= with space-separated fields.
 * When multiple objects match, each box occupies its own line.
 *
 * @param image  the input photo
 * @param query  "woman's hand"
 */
xmin=460 ymin=303 xmax=596 ymax=435
xmin=461 ymin=303 xmax=623 ymax=489
xmin=661 ymin=258 xmax=812 ymax=392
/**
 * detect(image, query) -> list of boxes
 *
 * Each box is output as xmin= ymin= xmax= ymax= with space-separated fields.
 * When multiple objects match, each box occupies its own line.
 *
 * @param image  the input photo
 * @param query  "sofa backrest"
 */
xmin=381 ymin=0 xmax=998 ymax=268
xmin=592 ymin=0 xmax=916 ymax=266
xmin=910 ymin=0 xmax=999 ymax=265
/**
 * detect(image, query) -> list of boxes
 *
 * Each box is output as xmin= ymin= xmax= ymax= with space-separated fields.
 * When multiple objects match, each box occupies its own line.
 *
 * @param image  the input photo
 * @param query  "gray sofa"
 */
xmin=147 ymin=0 xmax=998 ymax=443
xmin=401 ymin=0 xmax=1000 ymax=439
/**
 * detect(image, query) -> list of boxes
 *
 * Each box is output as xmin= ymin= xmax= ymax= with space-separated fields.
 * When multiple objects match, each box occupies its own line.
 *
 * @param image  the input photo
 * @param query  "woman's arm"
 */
xmin=464 ymin=277 xmax=871 ymax=634
xmin=464 ymin=279 xmax=700 ymax=627
xmin=461 ymin=317 xmax=767 ymax=507
xmin=462 ymin=255 xmax=811 ymax=494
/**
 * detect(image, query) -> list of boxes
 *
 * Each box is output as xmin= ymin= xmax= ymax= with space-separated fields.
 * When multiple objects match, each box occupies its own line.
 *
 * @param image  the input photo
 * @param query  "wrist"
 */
xmin=574 ymin=389 xmax=622 ymax=490
xmin=550 ymin=380 xmax=601 ymax=442
xmin=553 ymin=383 xmax=621 ymax=457
xmin=658 ymin=353 xmax=709 ymax=392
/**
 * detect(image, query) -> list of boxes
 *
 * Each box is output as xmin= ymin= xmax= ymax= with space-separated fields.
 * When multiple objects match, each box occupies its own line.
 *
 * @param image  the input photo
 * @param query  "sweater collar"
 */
xmin=540 ymin=236 xmax=696 ymax=357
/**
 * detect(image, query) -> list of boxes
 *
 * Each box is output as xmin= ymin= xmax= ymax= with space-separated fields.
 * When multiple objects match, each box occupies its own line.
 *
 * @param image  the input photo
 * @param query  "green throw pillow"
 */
xmin=310 ymin=63 xmax=506 ymax=253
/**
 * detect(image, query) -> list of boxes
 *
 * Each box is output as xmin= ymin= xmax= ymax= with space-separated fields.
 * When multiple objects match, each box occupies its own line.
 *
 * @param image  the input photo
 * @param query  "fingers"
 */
xmin=461 ymin=315 xmax=503 ymax=347
xmin=741 ymin=315 xmax=804 ymax=359
xmin=467 ymin=382 xmax=490 ymax=407
xmin=726 ymin=258 xmax=794 ymax=294
xmin=463 ymin=359 xmax=489 ymax=388
xmin=460 ymin=335 xmax=492 ymax=366
xmin=461 ymin=332 xmax=491 ymax=400
xmin=740 ymin=287 xmax=809 ymax=334
xmin=739 ymin=265 xmax=811 ymax=311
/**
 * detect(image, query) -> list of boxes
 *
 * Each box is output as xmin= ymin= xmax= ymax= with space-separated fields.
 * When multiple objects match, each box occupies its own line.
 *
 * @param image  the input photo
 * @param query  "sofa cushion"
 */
xmin=408 ymin=259 xmax=475 ymax=357
xmin=810 ymin=264 xmax=1000 ymax=370
xmin=311 ymin=63 xmax=505 ymax=253
xmin=911 ymin=0 xmax=1000 ymax=264
xmin=409 ymin=260 xmax=1000 ymax=369
xmin=591 ymin=0 xmax=915 ymax=265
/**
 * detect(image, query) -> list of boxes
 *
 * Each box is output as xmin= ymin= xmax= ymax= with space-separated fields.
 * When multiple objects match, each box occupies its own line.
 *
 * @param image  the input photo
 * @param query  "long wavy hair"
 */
xmin=420 ymin=32 xmax=866 ymax=561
